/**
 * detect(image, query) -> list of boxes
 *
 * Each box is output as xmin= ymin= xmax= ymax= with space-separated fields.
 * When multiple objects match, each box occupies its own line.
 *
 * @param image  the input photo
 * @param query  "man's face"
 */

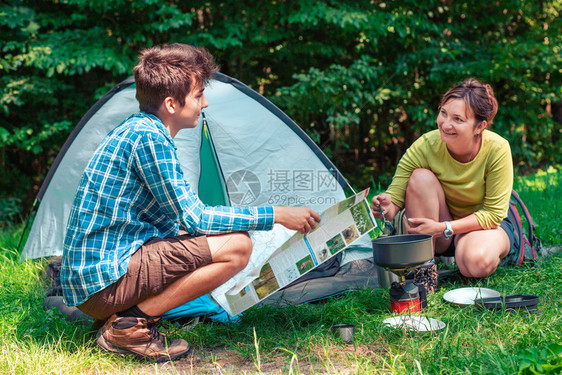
xmin=176 ymin=83 xmax=209 ymax=129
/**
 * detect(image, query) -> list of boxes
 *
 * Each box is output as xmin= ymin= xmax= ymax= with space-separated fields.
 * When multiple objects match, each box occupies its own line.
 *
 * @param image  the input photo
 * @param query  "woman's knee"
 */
xmin=407 ymin=169 xmax=440 ymax=191
xmin=457 ymin=243 xmax=499 ymax=278
xmin=405 ymin=169 xmax=448 ymax=219
xmin=457 ymin=229 xmax=509 ymax=277
xmin=405 ymin=169 xmax=443 ymax=202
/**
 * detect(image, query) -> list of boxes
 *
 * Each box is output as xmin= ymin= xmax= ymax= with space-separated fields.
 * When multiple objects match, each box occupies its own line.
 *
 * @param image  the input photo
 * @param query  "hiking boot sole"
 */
xmin=96 ymin=328 xmax=192 ymax=363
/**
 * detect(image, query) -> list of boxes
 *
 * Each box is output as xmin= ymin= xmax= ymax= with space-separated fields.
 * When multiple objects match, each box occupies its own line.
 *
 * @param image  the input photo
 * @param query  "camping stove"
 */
xmin=387 ymin=268 xmax=420 ymax=313
xmin=371 ymin=234 xmax=433 ymax=314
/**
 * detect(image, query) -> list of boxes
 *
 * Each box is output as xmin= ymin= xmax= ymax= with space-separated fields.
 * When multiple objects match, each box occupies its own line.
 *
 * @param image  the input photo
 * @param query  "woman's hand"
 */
xmin=371 ymin=193 xmax=400 ymax=221
xmin=407 ymin=217 xmax=446 ymax=236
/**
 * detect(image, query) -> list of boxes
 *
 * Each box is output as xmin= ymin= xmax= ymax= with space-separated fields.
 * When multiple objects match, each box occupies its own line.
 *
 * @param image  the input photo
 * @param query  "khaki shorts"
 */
xmin=78 ymin=234 xmax=212 ymax=320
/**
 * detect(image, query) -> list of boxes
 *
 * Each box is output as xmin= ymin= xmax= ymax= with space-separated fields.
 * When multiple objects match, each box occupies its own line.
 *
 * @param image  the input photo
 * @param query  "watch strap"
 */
xmin=444 ymin=221 xmax=453 ymax=239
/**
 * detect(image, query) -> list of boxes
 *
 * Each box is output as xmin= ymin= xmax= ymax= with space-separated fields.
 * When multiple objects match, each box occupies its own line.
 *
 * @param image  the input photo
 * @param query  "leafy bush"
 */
xmin=1 ymin=0 xmax=561 ymax=218
xmin=0 ymin=196 xmax=22 ymax=226
xmin=515 ymin=343 xmax=562 ymax=374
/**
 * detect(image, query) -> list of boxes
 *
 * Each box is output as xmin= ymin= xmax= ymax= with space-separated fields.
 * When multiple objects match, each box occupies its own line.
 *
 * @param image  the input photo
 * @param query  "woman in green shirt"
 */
xmin=372 ymin=78 xmax=514 ymax=288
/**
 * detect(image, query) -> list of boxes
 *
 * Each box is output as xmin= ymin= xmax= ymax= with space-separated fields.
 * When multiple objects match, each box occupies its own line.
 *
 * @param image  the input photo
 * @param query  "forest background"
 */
xmin=1 ymin=0 xmax=561 ymax=225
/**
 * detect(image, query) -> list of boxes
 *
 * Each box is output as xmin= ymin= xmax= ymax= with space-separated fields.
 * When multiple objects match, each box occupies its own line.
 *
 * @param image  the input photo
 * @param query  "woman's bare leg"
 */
xmin=455 ymin=229 xmax=510 ymax=278
xmin=405 ymin=168 xmax=453 ymax=253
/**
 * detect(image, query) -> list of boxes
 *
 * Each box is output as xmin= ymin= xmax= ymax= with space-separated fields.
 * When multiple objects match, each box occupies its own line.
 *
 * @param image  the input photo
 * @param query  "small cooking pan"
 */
xmin=475 ymin=294 xmax=539 ymax=314
xmin=372 ymin=234 xmax=433 ymax=269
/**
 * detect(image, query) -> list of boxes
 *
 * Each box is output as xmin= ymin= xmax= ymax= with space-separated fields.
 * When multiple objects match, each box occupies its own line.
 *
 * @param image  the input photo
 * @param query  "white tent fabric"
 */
xmin=22 ymin=74 xmax=372 ymax=263
xmin=23 ymin=84 xmax=139 ymax=259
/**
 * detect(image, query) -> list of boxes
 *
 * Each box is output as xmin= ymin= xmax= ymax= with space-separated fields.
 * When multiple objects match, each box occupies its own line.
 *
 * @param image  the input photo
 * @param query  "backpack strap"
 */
xmin=511 ymin=190 xmax=541 ymax=257
xmin=508 ymin=192 xmax=525 ymax=265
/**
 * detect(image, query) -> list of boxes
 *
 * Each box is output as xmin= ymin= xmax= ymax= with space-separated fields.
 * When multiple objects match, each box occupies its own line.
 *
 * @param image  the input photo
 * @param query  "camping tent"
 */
xmin=21 ymin=73 xmax=379 ymax=315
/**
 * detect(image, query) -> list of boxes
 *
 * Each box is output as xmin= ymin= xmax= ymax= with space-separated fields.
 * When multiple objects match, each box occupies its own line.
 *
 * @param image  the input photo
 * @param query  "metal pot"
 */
xmin=372 ymin=234 xmax=433 ymax=269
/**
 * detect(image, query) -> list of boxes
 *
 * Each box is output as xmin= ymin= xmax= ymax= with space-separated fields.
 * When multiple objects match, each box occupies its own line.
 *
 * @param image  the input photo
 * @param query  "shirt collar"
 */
xmin=138 ymin=111 xmax=177 ymax=148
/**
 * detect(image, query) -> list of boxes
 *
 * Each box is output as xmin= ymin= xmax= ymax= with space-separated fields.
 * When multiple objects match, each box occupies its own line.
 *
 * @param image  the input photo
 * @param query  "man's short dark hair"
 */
xmin=133 ymin=44 xmax=219 ymax=114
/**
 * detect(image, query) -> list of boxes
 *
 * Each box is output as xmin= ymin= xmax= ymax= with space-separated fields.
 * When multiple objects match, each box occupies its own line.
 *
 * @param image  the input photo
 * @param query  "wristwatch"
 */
xmin=443 ymin=221 xmax=454 ymax=239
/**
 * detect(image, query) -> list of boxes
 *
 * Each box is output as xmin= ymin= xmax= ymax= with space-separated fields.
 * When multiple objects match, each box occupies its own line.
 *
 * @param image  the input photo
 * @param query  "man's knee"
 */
xmin=234 ymin=233 xmax=253 ymax=269
xmin=210 ymin=232 xmax=253 ymax=270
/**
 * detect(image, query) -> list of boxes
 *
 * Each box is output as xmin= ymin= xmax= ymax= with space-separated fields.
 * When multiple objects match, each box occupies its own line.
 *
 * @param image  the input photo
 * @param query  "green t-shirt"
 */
xmin=385 ymin=129 xmax=513 ymax=229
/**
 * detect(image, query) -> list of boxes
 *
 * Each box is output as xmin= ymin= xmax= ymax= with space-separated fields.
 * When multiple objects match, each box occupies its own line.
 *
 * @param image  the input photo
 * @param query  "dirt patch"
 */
xmin=133 ymin=347 xmax=297 ymax=374
xmin=130 ymin=342 xmax=390 ymax=374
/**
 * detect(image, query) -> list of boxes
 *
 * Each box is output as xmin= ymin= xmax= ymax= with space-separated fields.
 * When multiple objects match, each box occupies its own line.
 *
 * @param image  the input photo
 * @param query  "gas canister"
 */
xmin=389 ymin=282 xmax=421 ymax=313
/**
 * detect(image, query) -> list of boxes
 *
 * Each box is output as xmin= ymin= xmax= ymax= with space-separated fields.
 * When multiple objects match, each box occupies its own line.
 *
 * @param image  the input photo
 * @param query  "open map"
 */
xmin=211 ymin=189 xmax=375 ymax=316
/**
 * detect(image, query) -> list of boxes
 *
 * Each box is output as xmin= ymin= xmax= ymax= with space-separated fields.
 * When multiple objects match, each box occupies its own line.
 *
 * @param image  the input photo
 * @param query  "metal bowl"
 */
xmin=372 ymin=234 xmax=433 ymax=269
xmin=443 ymin=287 xmax=501 ymax=306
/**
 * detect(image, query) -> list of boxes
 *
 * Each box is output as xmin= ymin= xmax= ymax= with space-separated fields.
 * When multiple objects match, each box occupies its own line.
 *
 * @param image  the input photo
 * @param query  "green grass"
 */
xmin=1 ymin=169 xmax=561 ymax=374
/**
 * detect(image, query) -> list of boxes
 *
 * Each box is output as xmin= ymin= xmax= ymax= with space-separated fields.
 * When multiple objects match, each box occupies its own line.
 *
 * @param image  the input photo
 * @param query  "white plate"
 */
xmin=443 ymin=287 xmax=501 ymax=306
xmin=383 ymin=316 xmax=446 ymax=332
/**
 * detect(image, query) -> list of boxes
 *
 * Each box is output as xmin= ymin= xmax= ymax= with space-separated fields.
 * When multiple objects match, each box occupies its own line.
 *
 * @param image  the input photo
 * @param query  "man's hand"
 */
xmin=274 ymin=206 xmax=322 ymax=235
xmin=371 ymin=193 xmax=400 ymax=221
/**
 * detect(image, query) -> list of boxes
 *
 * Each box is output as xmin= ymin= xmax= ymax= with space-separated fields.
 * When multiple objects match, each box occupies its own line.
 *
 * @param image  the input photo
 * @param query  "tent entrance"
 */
xmin=198 ymin=114 xmax=229 ymax=206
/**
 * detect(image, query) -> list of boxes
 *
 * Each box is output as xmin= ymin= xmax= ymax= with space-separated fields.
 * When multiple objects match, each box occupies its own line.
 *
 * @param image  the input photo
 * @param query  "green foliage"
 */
xmin=516 ymin=343 xmax=562 ymax=374
xmin=274 ymin=0 xmax=562 ymax=187
xmin=0 ymin=196 xmax=23 ymax=225
xmin=0 ymin=0 xmax=561 ymax=219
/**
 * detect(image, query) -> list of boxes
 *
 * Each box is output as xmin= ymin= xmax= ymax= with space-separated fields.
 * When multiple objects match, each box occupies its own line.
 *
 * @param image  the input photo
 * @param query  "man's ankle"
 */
xmin=117 ymin=305 xmax=152 ymax=319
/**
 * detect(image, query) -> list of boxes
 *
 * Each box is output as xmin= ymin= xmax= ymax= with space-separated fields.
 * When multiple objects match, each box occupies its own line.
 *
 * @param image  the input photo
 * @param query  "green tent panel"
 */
xmin=198 ymin=116 xmax=230 ymax=206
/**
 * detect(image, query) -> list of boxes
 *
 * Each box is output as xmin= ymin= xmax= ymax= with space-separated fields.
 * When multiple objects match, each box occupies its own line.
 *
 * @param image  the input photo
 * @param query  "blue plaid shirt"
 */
xmin=61 ymin=112 xmax=275 ymax=306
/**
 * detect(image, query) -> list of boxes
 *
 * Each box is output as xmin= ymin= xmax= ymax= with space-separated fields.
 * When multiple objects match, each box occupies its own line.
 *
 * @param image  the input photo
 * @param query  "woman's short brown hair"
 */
xmin=133 ymin=44 xmax=219 ymax=114
xmin=439 ymin=78 xmax=498 ymax=126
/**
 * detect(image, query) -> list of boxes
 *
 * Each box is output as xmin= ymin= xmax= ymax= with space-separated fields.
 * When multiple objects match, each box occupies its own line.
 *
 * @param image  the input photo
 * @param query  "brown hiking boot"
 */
xmin=96 ymin=314 xmax=191 ymax=362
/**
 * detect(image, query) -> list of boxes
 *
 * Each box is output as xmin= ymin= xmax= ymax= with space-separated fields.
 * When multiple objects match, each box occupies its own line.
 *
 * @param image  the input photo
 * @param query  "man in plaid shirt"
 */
xmin=61 ymin=44 xmax=321 ymax=362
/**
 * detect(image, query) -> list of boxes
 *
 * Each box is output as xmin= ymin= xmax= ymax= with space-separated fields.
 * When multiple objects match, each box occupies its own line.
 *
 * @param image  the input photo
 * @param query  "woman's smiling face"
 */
xmin=437 ymin=98 xmax=485 ymax=161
